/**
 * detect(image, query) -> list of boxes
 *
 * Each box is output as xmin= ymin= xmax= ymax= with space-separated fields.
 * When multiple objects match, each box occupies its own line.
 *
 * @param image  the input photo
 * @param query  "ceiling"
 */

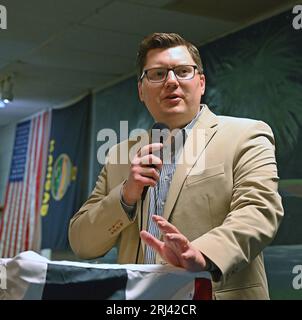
xmin=0 ymin=0 xmax=297 ymax=127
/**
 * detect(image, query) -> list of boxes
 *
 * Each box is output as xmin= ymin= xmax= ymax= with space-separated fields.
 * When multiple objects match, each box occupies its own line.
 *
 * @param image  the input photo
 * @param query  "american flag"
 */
xmin=0 ymin=251 xmax=212 ymax=300
xmin=0 ymin=111 xmax=51 ymax=258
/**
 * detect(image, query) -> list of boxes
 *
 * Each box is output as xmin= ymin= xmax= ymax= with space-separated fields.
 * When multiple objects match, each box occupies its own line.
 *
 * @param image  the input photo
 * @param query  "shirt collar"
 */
xmin=184 ymin=105 xmax=204 ymax=131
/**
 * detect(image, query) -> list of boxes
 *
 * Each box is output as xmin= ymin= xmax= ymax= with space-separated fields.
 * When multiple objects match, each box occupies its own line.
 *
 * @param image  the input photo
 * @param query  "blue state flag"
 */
xmin=41 ymin=96 xmax=90 ymax=250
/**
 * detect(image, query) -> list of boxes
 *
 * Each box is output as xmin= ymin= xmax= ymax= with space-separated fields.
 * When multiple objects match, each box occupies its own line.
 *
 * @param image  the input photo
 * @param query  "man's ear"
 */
xmin=200 ymin=74 xmax=206 ymax=96
xmin=138 ymin=81 xmax=144 ymax=102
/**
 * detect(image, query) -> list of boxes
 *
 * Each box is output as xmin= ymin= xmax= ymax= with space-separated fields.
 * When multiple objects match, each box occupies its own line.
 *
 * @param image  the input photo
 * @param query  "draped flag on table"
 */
xmin=0 ymin=112 xmax=51 ymax=258
xmin=0 ymin=251 xmax=212 ymax=300
xmin=40 ymin=96 xmax=90 ymax=250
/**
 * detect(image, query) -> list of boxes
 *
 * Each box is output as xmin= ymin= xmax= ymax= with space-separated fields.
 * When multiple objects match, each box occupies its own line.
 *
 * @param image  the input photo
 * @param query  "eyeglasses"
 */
xmin=140 ymin=65 xmax=199 ymax=83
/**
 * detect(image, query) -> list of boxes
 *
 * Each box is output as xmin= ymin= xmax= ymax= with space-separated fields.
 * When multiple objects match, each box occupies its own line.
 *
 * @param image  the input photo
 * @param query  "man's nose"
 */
xmin=164 ymin=70 xmax=179 ymax=87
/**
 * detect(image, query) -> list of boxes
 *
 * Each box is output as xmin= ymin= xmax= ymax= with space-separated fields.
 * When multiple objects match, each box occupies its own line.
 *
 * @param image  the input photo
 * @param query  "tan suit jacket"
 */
xmin=69 ymin=105 xmax=284 ymax=299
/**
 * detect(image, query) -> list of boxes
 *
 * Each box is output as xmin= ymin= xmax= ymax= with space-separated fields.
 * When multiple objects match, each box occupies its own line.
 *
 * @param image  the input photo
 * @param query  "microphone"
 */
xmin=136 ymin=122 xmax=169 ymax=263
xmin=141 ymin=122 xmax=169 ymax=201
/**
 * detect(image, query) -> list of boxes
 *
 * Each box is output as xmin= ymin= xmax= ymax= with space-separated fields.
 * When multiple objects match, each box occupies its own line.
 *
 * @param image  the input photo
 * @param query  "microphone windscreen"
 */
xmin=151 ymin=122 xmax=169 ymax=131
xmin=151 ymin=122 xmax=169 ymax=145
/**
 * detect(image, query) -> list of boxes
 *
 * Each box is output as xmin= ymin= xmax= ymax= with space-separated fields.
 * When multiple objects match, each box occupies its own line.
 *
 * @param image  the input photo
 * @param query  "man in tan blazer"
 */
xmin=69 ymin=33 xmax=284 ymax=299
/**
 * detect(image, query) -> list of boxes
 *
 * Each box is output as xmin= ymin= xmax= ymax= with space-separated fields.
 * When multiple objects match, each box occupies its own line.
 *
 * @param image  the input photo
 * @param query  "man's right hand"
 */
xmin=122 ymin=143 xmax=163 ymax=205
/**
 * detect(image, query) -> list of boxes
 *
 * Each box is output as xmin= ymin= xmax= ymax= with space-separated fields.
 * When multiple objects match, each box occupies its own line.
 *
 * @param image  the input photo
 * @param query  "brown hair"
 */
xmin=136 ymin=32 xmax=203 ymax=80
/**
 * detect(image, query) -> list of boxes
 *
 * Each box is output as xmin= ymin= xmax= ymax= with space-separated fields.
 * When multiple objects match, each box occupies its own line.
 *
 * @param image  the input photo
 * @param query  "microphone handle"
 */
xmin=141 ymin=164 xmax=157 ymax=201
xmin=141 ymin=186 xmax=148 ymax=201
xmin=141 ymin=129 xmax=164 ymax=201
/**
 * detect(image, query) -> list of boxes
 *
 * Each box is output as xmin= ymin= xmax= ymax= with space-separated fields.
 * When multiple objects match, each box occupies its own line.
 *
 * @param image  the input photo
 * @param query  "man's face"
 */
xmin=138 ymin=46 xmax=205 ymax=129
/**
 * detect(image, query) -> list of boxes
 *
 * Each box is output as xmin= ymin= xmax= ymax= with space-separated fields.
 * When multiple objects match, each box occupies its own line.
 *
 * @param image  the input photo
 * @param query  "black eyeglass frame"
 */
xmin=140 ymin=65 xmax=199 ymax=82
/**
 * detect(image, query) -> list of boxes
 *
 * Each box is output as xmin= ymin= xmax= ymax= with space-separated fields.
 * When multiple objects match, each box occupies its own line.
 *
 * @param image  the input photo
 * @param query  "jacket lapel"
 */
xmin=163 ymin=105 xmax=218 ymax=221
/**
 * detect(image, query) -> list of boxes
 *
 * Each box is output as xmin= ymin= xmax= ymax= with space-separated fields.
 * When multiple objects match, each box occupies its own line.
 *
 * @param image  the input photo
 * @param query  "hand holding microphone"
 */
xmin=122 ymin=123 xmax=169 ymax=205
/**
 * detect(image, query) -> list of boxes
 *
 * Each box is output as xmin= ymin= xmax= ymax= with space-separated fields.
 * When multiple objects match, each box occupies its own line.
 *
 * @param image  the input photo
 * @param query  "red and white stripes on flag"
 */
xmin=0 ymin=111 xmax=51 ymax=258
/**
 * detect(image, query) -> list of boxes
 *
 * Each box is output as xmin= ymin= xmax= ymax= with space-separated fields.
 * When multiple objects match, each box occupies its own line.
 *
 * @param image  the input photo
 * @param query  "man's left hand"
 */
xmin=140 ymin=215 xmax=207 ymax=272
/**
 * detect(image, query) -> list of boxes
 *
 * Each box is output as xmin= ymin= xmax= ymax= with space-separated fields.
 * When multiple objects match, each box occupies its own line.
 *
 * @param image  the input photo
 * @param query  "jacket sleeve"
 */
xmin=68 ymin=156 xmax=137 ymax=259
xmin=191 ymin=121 xmax=284 ymax=282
